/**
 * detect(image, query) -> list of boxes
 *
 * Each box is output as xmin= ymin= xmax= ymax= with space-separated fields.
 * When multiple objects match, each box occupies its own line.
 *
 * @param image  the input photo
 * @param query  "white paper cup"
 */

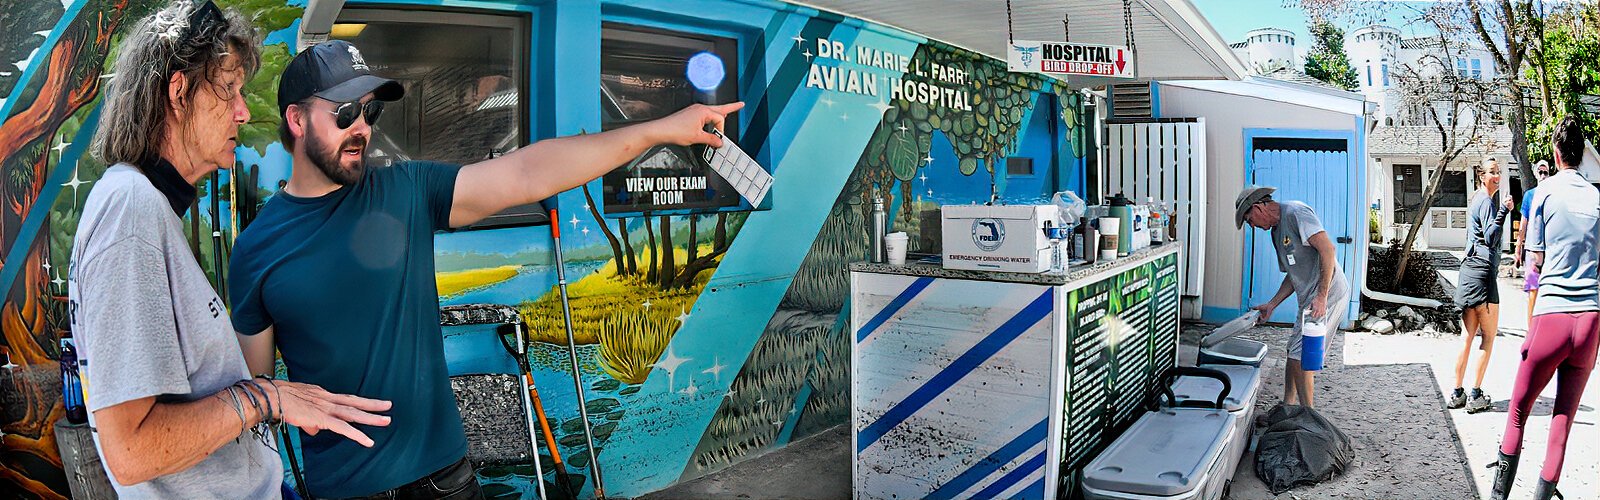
xmin=1098 ymin=217 xmax=1120 ymax=260
xmin=884 ymin=232 xmax=909 ymax=266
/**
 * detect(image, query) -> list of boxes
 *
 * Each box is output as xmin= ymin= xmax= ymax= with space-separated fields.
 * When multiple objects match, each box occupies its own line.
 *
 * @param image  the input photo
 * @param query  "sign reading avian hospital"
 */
xmin=1007 ymin=40 xmax=1133 ymax=79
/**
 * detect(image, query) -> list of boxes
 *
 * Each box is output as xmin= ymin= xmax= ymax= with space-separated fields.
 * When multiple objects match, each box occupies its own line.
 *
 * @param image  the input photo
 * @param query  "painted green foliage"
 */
xmin=685 ymin=40 xmax=1068 ymax=478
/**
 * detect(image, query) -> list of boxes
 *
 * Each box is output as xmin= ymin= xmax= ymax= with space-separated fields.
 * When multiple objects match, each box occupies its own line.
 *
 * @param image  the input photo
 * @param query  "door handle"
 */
xmin=1336 ymin=236 xmax=1353 ymax=244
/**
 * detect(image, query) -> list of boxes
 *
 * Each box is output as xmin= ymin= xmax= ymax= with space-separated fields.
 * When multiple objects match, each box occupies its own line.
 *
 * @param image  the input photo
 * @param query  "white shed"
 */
xmin=1155 ymin=74 xmax=1372 ymax=327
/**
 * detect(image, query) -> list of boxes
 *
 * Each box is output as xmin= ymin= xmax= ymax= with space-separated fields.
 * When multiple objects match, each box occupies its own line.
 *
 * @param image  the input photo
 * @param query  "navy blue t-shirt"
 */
xmin=229 ymin=161 xmax=465 ymax=497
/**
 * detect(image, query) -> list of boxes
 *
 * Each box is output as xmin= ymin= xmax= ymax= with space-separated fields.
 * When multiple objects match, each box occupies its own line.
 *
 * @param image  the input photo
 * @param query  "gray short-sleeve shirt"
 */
xmin=67 ymin=164 xmax=280 ymax=499
xmin=1527 ymin=169 xmax=1600 ymax=315
xmin=1270 ymin=201 xmax=1350 ymax=316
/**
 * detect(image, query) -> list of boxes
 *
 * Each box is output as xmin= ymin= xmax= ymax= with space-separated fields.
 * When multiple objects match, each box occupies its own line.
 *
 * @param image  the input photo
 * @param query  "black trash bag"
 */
xmin=1254 ymin=404 xmax=1354 ymax=494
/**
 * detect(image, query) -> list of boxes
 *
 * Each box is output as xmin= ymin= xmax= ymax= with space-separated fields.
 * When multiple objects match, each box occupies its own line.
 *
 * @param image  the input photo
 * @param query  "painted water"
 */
xmin=440 ymin=261 xmax=608 ymax=308
xmin=437 ymin=260 xmax=625 ymax=499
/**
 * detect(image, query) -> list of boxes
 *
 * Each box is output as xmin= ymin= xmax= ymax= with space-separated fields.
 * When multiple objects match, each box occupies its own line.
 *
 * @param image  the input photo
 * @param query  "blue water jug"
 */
xmin=1300 ymin=309 xmax=1327 ymax=371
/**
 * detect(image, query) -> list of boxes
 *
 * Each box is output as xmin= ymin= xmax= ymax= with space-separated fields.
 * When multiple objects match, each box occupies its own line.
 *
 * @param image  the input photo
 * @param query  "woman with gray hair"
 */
xmin=68 ymin=1 xmax=391 ymax=497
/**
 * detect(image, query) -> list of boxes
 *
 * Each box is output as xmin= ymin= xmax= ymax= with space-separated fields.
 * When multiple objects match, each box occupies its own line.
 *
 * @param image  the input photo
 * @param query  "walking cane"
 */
xmin=541 ymin=199 xmax=608 ymax=499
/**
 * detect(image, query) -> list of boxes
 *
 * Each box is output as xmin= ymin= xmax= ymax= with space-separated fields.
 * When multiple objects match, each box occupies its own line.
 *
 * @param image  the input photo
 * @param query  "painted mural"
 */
xmin=0 ymin=0 xmax=1087 ymax=498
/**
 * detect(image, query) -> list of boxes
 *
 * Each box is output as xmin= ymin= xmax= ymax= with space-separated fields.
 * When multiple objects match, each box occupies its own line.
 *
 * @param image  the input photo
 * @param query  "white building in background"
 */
xmin=1347 ymin=24 xmax=1512 ymax=249
xmin=1229 ymin=27 xmax=1299 ymax=74
xmin=1348 ymin=25 xmax=1501 ymax=127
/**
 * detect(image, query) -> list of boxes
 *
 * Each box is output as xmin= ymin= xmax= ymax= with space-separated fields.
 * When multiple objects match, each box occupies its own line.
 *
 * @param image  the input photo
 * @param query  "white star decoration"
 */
xmin=62 ymin=168 xmax=91 ymax=207
xmin=701 ymin=356 xmax=726 ymax=383
xmin=680 ymin=380 xmax=699 ymax=397
xmin=840 ymin=113 xmax=849 ymax=121
xmin=641 ymin=299 xmax=652 ymax=309
xmin=819 ymin=97 xmax=835 ymax=108
xmin=867 ymin=100 xmax=892 ymax=114
xmin=897 ymin=125 xmax=908 ymax=133
xmin=653 ymin=347 xmax=690 ymax=390
xmin=791 ymin=34 xmax=806 ymax=48
xmin=52 ymin=135 xmax=70 ymax=154
xmin=802 ymin=49 xmax=813 ymax=61
xmin=568 ymin=215 xmax=580 ymax=228
xmin=923 ymin=155 xmax=935 ymax=164
xmin=41 ymin=261 xmax=50 ymax=272
xmin=581 ymin=227 xmax=590 ymax=236
xmin=675 ymin=306 xmax=690 ymax=324
xmin=919 ymin=172 xmax=928 ymax=183
xmin=724 ymin=388 xmax=737 ymax=399
xmin=582 ymin=202 xmax=591 ymax=211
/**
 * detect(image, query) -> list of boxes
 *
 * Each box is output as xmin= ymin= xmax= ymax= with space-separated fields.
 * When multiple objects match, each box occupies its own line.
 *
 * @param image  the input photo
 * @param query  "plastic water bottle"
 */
xmin=1300 ymin=309 xmax=1327 ymax=371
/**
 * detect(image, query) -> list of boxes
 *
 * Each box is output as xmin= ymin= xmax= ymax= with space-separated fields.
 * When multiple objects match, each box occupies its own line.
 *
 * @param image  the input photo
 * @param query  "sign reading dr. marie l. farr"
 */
xmin=1007 ymin=40 xmax=1133 ymax=79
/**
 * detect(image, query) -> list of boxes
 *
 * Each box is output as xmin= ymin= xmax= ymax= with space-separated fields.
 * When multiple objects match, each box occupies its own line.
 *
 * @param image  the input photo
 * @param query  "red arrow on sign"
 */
xmin=1116 ymin=49 xmax=1126 ymax=73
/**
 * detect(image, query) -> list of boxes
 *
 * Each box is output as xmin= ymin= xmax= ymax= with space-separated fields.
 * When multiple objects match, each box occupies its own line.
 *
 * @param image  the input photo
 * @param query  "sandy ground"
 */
xmin=1180 ymin=325 xmax=1478 ymax=499
xmin=1196 ymin=258 xmax=1600 ymax=499
xmin=1370 ymin=261 xmax=1600 ymax=500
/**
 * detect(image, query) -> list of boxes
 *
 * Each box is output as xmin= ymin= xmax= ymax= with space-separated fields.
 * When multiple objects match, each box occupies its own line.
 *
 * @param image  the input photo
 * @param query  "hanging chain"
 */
xmin=1123 ymin=0 xmax=1136 ymax=52
xmin=1063 ymin=13 xmax=1070 ymax=41
xmin=1005 ymin=0 xmax=1015 ymax=42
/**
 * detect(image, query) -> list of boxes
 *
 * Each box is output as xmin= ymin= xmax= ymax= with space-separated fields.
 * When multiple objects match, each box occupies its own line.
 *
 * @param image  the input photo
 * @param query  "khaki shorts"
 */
xmin=1289 ymin=299 xmax=1348 ymax=362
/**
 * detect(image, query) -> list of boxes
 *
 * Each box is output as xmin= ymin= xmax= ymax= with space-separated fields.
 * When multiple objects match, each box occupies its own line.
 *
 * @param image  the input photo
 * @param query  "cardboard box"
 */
xmin=941 ymin=204 xmax=1059 ymax=273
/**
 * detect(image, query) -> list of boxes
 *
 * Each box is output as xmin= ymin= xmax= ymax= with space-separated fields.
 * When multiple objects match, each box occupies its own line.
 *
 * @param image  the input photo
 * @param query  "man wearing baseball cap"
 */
xmin=228 ymin=40 xmax=742 ymax=498
xmin=1236 ymin=185 xmax=1349 ymax=408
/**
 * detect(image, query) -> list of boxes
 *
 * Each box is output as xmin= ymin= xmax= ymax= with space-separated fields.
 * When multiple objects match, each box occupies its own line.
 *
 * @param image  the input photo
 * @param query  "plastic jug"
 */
xmin=1300 ymin=309 xmax=1328 ymax=371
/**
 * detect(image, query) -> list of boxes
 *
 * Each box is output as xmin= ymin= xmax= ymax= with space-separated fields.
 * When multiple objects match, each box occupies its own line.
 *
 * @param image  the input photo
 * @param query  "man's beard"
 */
xmin=306 ymin=123 xmax=367 ymax=186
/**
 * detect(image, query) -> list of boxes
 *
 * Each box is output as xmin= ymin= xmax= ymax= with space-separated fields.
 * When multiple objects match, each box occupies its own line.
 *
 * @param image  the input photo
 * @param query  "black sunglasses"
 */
xmin=182 ymin=1 xmax=225 ymax=40
xmin=325 ymin=100 xmax=385 ymax=129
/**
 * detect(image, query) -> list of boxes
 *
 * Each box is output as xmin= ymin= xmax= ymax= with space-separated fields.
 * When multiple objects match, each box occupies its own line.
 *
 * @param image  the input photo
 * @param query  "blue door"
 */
xmin=1246 ymin=138 xmax=1357 ymax=325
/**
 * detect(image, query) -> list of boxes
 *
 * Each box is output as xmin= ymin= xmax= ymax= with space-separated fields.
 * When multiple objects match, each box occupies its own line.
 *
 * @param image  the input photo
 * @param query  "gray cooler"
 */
xmin=1197 ymin=337 xmax=1266 ymax=367
xmin=1081 ymin=368 xmax=1241 ymax=500
xmin=1197 ymin=312 xmax=1267 ymax=367
xmin=1173 ymin=364 xmax=1262 ymax=457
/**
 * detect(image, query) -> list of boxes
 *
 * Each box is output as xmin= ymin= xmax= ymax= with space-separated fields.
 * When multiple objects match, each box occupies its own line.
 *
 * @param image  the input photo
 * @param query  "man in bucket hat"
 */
xmin=229 ymin=39 xmax=742 ymax=498
xmin=1236 ymin=185 xmax=1349 ymax=408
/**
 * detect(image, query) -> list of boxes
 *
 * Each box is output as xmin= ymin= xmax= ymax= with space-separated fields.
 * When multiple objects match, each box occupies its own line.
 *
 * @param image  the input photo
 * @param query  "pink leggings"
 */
xmin=1500 ymin=311 xmax=1600 ymax=482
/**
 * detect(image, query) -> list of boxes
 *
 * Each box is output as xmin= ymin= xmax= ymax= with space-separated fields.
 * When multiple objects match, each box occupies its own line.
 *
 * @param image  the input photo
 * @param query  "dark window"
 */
xmin=1435 ymin=169 xmax=1469 ymax=207
xmin=1006 ymin=157 xmax=1034 ymax=177
xmin=332 ymin=8 xmax=533 ymax=228
xmin=599 ymin=24 xmax=747 ymax=216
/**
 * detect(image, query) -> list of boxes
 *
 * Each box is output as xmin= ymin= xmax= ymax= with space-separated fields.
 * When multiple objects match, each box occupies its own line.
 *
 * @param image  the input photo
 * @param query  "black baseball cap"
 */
xmin=277 ymin=40 xmax=404 ymax=115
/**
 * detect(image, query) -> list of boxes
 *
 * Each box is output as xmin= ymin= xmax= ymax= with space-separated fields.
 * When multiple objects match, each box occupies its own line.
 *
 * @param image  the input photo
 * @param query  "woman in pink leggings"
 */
xmin=1497 ymin=313 xmax=1599 ymax=498
xmin=1493 ymin=117 xmax=1600 ymax=500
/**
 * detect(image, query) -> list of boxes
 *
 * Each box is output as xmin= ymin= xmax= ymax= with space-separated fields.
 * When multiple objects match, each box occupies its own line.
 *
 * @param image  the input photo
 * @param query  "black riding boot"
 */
xmin=1489 ymin=452 xmax=1518 ymax=500
xmin=1533 ymin=478 xmax=1563 ymax=500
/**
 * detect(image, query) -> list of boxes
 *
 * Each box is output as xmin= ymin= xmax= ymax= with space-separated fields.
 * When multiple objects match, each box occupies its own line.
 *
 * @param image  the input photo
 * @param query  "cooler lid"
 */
xmin=1172 ymin=364 xmax=1262 ymax=412
xmin=941 ymin=204 xmax=1051 ymax=220
xmin=1081 ymin=408 xmax=1235 ymax=496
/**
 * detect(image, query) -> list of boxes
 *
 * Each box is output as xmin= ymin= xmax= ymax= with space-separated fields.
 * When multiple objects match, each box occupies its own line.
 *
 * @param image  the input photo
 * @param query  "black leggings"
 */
xmin=1499 ymin=311 xmax=1600 ymax=482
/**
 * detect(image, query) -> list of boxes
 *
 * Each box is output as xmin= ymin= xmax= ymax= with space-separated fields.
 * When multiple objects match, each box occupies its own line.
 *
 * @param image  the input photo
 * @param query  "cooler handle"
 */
xmin=1151 ymin=366 xmax=1232 ymax=410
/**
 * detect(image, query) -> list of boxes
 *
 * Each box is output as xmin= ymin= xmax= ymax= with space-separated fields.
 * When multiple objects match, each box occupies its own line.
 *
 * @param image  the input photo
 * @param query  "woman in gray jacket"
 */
xmin=1448 ymin=158 xmax=1512 ymax=413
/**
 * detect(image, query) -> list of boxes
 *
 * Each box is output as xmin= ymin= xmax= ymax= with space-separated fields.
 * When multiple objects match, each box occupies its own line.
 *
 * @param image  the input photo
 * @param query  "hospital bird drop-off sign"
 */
xmin=1007 ymin=40 xmax=1133 ymax=78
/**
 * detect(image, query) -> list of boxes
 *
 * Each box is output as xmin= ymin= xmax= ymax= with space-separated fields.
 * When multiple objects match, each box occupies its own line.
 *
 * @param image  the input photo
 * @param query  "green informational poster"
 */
xmin=1063 ymin=274 xmax=1112 ymax=470
xmin=1060 ymin=252 xmax=1182 ymax=479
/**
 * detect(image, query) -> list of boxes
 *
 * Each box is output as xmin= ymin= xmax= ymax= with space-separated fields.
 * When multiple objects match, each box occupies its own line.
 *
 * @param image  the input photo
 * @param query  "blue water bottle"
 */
xmin=1300 ymin=309 xmax=1327 ymax=371
xmin=60 ymin=339 xmax=87 ymax=424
